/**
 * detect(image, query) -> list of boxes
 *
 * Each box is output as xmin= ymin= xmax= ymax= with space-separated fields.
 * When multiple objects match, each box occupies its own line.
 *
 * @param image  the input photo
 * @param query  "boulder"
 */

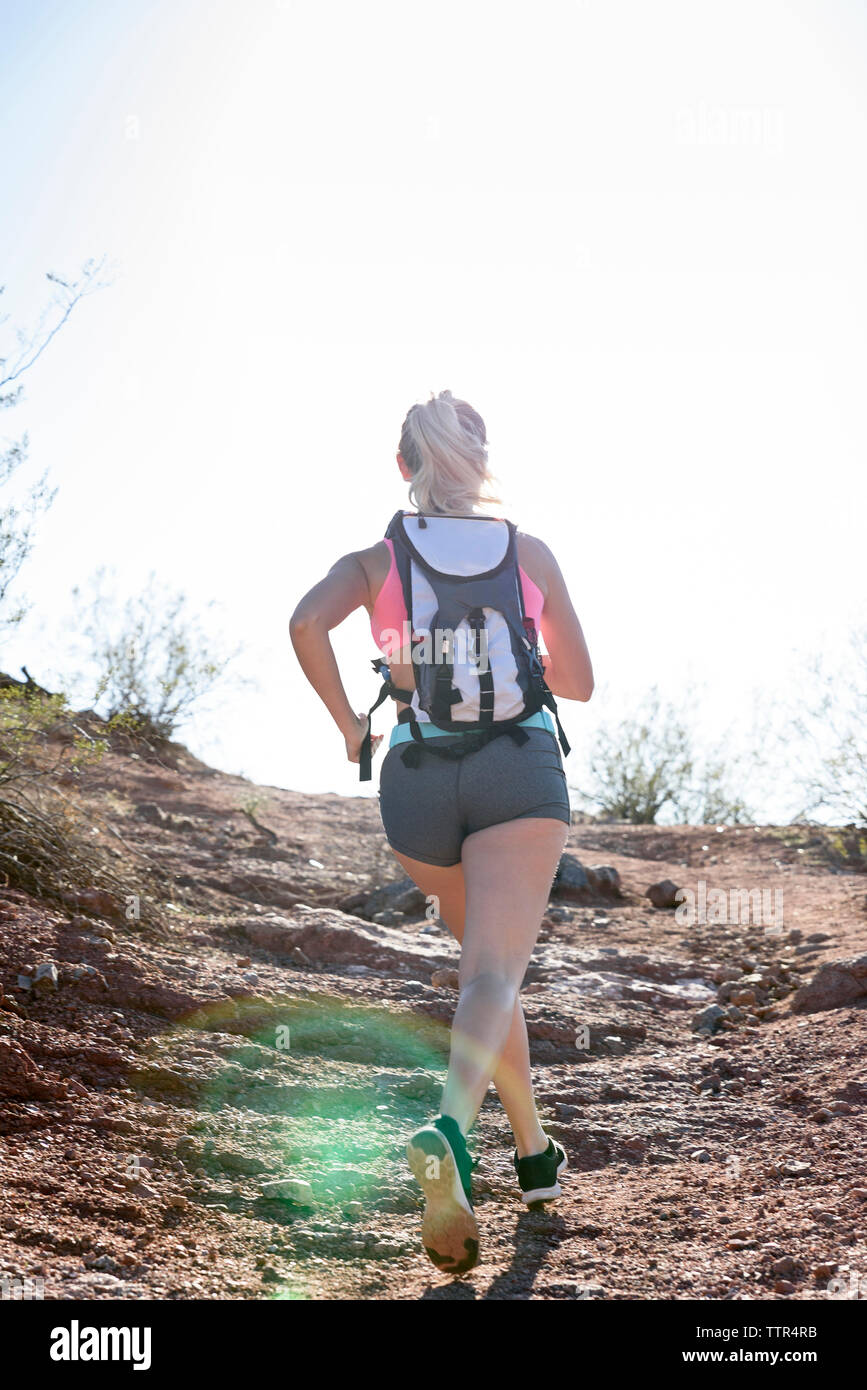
xmin=790 ymin=953 xmax=867 ymax=1014
xmin=551 ymin=854 xmax=591 ymax=901
xmin=358 ymin=878 xmax=428 ymax=920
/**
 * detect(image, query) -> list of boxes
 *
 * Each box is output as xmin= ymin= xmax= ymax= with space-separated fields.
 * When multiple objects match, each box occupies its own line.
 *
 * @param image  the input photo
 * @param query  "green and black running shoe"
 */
xmin=514 ymin=1137 xmax=568 ymax=1207
xmin=406 ymin=1113 xmax=480 ymax=1275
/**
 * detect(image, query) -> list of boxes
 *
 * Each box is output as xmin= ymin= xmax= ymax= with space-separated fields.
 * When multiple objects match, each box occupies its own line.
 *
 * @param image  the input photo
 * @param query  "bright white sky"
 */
xmin=1 ymin=0 xmax=866 ymax=821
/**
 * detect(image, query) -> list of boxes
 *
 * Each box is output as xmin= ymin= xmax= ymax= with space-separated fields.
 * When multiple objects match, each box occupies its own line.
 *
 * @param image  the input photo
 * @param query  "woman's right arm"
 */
xmin=529 ymin=536 xmax=594 ymax=702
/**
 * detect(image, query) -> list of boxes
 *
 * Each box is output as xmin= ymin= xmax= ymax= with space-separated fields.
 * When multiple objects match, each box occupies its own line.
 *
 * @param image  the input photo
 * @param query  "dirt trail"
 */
xmin=1 ymin=738 xmax=865 ymax=1301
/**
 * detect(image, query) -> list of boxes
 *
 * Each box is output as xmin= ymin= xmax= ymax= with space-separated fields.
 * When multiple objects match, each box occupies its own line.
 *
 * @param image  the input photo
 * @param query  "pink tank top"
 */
xmin=370 ymin=536 xmax=545 ymax=660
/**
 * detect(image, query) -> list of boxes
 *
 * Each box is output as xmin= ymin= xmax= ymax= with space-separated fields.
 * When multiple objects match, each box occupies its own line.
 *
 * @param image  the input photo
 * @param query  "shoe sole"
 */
xmin=520 ymin=1148 xmax=569 ymax=1206
xmin=406 ymin=1127 xmax=480 ymax=1275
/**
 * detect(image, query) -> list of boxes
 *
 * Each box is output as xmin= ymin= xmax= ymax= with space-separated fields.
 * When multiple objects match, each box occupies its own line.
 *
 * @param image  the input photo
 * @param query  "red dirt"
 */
xmin=1 ymin=735 xmax=865 ymax=1301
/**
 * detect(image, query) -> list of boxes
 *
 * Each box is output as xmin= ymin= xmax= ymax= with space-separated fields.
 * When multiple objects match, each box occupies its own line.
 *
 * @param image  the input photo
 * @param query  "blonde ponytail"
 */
xmin=398 ymin=389 xmax=500 ymax=516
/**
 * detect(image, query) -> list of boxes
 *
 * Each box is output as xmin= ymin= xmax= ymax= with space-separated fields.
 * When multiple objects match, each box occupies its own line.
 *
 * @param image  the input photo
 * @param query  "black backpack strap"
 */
xmin=397 ymin=721 xmax=530 ymax=770
xmin=540 ymin=683 xmax=571 ymax=758
xmin=359 ymin=658 xmax=416 ymax=781
xmin=466 ymin=607 xmax=494 ymax=725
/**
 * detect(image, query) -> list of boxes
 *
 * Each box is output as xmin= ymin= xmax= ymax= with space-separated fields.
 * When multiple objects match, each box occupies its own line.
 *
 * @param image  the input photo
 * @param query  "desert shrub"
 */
xmin=70 ymin=567 xmax=242 ymax=745
xmin=576 ymin=686 xmax=754 ymax=825
xmin=0 ymin=683 xmax=167 ymax=922
xmin=789 ymin=622 xmax=867 ymax=828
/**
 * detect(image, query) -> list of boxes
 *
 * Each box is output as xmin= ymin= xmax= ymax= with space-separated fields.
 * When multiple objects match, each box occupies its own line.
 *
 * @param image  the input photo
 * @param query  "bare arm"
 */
xmin=289 ymin=550 xmax=384 ymax=763
xmin=525 ymin=536 xmax=594 ymax=702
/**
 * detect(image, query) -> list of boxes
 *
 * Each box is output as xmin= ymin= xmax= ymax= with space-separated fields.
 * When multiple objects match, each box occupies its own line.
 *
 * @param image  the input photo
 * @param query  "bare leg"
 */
xmin=440 ymin=817 xmax=569 ymax=1135
xmin=392 ymin=817 xmax=566 ymax=1154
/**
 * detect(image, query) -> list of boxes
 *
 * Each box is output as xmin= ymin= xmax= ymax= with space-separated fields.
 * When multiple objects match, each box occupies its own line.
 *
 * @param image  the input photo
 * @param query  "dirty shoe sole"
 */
xmin=406 ymin=1127 xmax=479 ymax=1275
xmin=521 ymin=1148 xmax=569 ymax=1206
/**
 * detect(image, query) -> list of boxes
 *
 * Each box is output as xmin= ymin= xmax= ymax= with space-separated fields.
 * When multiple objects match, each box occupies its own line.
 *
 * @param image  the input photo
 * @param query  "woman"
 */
xmin=290 ymin=390 xmax=593 ymax=1276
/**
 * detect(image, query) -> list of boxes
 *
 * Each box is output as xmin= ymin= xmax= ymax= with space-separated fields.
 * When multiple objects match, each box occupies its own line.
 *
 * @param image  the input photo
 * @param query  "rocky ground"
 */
xmin=1 ymin=732 xmax=865 ymax=1301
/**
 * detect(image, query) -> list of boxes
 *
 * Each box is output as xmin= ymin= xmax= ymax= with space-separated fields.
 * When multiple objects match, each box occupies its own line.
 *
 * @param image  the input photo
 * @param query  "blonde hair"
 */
xmin=398 ymin=389 xmax=501 ymax=516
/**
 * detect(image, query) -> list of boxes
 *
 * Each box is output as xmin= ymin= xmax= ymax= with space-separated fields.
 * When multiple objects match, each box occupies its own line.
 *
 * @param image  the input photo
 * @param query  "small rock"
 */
xmin=711 ymin=965 xmax=742 ymax=985
xmin=33 ymin=962 xmax=59 ymax=994
xmin=770 ymin=1255 xmax=797 ymax=1277
xmin=586 ymin=865 xmax=622 ymax=897
xmin=774 ymin=1279 xmax=796 ymax=1295
xmin=260 ymin=1178 xmax=315 ymax=1205
xmin=780 ymin=1160 xmax=811 ymax=1177
xmin=430 ymin=968 xmax=459 ymax=990
xmin=396 ymin=1071 xmax=440 ymax=1100
xmin=134 ymin=801 xmax=170 ymax=825
xmin=647 ymin=880 xmax=681 ymax=910
xmin=690 ymin=1149 xmax=712 ymax=1163
xmin=692 ymin=1003 xmax=726 ymax=1035
xmin=811 ymin=1108 xmax=833 ymax=1124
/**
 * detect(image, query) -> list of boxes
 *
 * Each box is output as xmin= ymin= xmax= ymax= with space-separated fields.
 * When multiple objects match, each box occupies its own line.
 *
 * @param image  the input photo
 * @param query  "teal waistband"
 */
xmin=387 ymin=707 xmax=556 ymax=750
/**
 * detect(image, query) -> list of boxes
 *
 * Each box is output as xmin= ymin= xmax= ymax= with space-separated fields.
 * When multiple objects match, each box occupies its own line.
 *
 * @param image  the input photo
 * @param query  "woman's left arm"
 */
xmin=289 ymin=550 xmax=383 ymax=764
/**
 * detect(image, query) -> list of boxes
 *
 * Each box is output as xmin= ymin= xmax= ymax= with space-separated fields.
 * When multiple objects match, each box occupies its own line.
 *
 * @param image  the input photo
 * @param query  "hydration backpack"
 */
xmin=358 ymin=510 xmax=570 ymax=780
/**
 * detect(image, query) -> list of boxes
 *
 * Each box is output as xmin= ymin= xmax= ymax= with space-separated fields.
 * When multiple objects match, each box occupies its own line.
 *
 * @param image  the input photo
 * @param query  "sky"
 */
xmin=1 ymin=0 xmax=866 ymax=821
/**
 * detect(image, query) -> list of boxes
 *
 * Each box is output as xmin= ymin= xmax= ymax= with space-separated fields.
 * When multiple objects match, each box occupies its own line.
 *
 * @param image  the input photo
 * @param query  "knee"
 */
xmin=458 ymin=967 xmax=520 ymax=1012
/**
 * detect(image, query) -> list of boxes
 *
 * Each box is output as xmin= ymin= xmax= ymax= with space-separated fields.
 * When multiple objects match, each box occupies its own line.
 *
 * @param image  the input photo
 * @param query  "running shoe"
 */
xmin=406 ymin=1113 xmax=480 ymax=1275
xmin=514 ymin=1136 xmax=568 ymax=1206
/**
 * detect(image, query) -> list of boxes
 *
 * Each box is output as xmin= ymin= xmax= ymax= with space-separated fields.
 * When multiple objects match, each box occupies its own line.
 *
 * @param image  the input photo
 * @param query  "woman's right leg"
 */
xmin=439 ymin=816 xmax=569 ymax=1138
xmin=390 ymin=849 xmax=548 ymax=1159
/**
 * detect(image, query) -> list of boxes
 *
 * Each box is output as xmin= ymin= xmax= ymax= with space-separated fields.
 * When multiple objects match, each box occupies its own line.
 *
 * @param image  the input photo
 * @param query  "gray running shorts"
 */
xmin=378 ymin=726 xmax=571 ymax=867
